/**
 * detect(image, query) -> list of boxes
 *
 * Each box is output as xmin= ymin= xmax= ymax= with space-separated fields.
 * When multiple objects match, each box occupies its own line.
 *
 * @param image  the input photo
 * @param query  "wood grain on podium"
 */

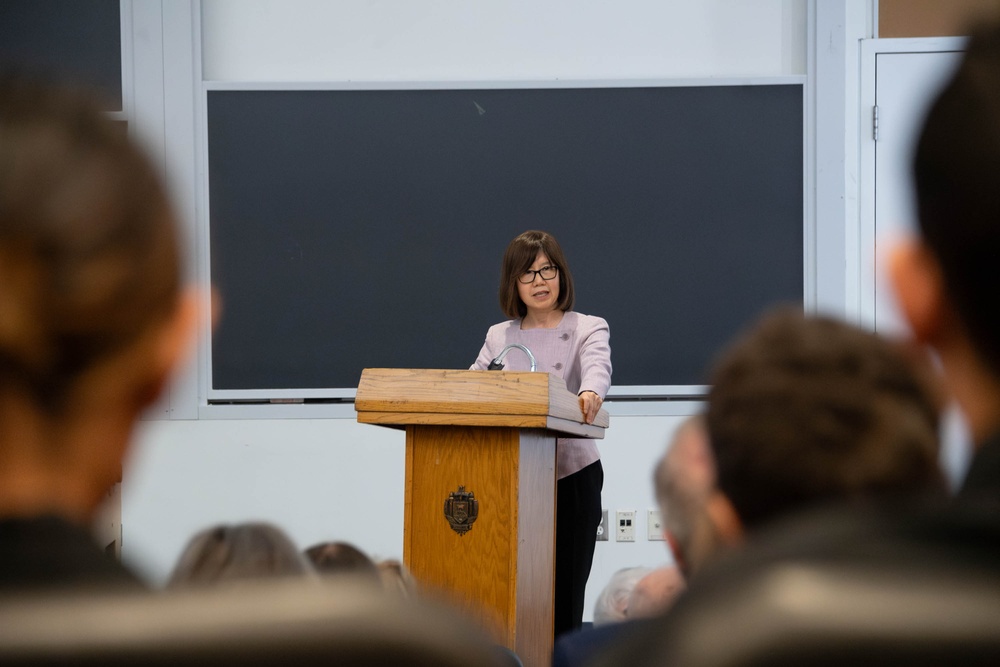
xmin=356 ymin=368 xmax=609 ymax=433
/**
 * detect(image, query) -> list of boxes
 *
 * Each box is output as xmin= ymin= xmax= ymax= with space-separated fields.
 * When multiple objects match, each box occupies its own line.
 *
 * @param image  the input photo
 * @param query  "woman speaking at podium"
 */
xmin=471 ymin=230 xmax=612 ymax=637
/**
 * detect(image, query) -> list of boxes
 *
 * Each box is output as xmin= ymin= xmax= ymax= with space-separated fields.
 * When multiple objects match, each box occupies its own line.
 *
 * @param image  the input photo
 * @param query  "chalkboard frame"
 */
xmin=198 ymin=77 xmax=809 ymax=403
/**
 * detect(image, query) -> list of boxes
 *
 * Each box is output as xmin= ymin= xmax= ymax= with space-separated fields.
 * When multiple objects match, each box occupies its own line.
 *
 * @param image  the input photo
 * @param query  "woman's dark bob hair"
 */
xmin=499 ymin=230 xmax=575 ymax=319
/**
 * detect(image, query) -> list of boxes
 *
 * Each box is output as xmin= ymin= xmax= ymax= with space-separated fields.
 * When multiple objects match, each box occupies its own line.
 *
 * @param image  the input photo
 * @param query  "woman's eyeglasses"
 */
xmin=518 ymin=265 xmax=558 ymax=283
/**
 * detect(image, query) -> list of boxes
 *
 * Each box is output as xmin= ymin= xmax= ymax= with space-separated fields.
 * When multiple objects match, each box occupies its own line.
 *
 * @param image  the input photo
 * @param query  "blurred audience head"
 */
xmin=304 ymin=540 xmax=380 ymax=584
xmin=592 ymin=566 xmax=651 ymax=626
xmin=377 ymin=559 xmax=417 ymax=599
xmin=168 ymin=522 xmax=314 ymax=588
xmin=0 ymin=74 xmax=193 ymax=523
xmin=626 ymin=565 xmax=686 ymax=620
xmin=706 ymin=308 xmax=944 ymax=537
xmin=653 ymin=415 xmax=717 ymax=576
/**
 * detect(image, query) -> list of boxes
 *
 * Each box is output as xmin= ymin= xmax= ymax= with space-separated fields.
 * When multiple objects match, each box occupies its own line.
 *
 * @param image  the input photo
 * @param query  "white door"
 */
xmin=868 ymin=47 xmax=962 ymax=334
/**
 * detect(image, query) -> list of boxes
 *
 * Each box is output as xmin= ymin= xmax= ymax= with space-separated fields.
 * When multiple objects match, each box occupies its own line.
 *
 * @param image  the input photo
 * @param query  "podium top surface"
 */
xmin=355 ymin=369 xmax=608 ymax=438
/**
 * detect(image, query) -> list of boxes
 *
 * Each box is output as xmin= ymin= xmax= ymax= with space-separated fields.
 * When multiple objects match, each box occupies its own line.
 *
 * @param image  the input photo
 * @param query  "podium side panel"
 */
xmin=515 ymin=429 xmax=557 ymax=667
xmin=403 ymin=431 xmax=415 ymax=565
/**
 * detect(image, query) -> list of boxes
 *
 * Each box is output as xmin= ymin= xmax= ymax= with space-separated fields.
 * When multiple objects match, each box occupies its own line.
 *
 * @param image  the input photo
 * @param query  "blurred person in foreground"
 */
xmin=605 ymin=418 xmax=707 ymax=621
xmin=590 ymin=308 xmax=950 ymax=666
xmin=700 ymin=308 xmax=945 ymax=544
xmin=551 ymin=420 xmax=698 ymax=667
xmin=0 ymin=75 xmax=197 ymax=593
xmin=626 ymin=414 xmax=714 ymax=615
xmin=890 ymin=20 xmax=1000 ymax=504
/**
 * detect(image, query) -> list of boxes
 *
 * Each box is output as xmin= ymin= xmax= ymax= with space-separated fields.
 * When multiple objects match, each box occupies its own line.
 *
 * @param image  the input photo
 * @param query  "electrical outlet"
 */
xmin=647 ymin=510 xmax=665 ymax=541
xmin=616 ymin=510 xmax=636 ymax=542
xmin=596 ymin=509 xmax=609 ymax=541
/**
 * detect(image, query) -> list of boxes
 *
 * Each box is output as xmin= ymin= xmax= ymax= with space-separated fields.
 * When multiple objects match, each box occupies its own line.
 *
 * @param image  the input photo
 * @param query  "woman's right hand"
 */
xmin=579 ymin=390 xmax=603 ymax=424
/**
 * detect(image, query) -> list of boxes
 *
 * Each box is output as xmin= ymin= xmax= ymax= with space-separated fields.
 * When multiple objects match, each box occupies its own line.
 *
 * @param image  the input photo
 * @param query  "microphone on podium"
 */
xmin=487 ymin=344 xmax=537 ymax=372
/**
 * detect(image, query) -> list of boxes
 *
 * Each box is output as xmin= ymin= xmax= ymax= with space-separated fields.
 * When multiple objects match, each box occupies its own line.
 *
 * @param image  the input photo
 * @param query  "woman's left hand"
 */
xmin=579 ymin=390 xmax=603 ymax=424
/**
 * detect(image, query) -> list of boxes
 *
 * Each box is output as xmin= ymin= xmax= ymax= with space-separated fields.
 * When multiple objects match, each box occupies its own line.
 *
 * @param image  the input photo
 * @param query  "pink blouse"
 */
xmin=471 ymin=311 xmax=612 ymax=479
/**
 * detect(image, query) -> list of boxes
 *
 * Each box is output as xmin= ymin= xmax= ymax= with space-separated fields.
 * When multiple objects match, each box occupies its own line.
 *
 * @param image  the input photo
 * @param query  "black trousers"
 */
xmin=554 ymin=459 xmax=604 ymax=638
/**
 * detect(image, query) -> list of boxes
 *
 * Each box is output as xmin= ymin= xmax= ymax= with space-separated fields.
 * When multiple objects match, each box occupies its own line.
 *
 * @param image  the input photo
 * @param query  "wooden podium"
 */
xmin=355 ymin=369 xmax=609 ymax=667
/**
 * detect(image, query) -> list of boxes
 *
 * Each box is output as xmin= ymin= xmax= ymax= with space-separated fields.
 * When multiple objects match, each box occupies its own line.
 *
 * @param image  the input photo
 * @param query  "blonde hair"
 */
xmin=168 ymin=523 xmax=314 ymax=588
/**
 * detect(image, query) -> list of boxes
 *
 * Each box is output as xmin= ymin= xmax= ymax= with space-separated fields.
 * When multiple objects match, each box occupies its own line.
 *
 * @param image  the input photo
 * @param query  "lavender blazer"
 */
xmin=471 ymin=311 xmax=612 ymax=479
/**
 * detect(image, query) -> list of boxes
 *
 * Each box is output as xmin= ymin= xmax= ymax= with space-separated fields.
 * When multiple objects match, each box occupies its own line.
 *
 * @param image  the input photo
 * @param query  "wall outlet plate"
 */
xmin=596 ymin=509 xmax=609 ymax=541
xmin=647 ymin=509 xmax=665 ymax=541
xmin=616 ymin=509 xmax=636 ymax=542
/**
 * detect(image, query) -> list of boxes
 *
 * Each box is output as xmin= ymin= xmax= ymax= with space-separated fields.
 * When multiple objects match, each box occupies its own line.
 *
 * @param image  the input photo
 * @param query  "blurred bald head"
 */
xmin=654 ymin=415 xmax=717 ymax=576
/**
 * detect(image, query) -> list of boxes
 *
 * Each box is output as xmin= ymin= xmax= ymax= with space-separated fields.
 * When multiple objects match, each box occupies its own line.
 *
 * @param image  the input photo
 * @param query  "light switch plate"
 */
xmin=647 ymin=510 xmax=665 ymax=541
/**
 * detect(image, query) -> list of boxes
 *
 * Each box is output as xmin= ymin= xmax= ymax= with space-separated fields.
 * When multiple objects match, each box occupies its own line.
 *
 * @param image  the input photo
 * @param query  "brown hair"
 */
xmin=303 ymin=541 xmax=380 ymax=583
xmin=707 ymin=307 xmax=944 ymax=530
xmin=0 ymin=75 xmax=180 ymax=415
xmin=498 ymin=230 xmax=575 ymax=319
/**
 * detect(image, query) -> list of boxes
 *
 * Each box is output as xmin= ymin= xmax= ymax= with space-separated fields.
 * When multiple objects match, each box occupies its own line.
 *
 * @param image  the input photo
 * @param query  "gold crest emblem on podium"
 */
xmin=444 ymin=486 xmax=479 ymax=535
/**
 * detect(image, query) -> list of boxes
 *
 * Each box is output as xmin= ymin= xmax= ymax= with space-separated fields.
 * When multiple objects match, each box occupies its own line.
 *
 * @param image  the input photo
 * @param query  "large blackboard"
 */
xmin=207 ymin=83 xmax=803 ymax=398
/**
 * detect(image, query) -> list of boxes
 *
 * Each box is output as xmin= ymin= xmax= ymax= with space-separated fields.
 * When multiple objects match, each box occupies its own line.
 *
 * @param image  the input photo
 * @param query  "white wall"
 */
xmin=122 ymin=417 xmax=405 ymax=584
xmin=200 ymin=0 xmax=807 ymax=81
xmin=122 ymin=0 xmax=812 ymax=622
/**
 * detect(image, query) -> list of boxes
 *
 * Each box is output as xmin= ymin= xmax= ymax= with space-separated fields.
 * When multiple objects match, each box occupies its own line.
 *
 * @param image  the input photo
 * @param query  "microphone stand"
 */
xmin=487 ymin=344 xmax=537 ymax=372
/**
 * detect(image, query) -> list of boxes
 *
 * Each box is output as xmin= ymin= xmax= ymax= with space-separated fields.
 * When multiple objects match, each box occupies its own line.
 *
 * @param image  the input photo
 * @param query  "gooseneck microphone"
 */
xmin=487 ymin=344 xmax=537 ymax=372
